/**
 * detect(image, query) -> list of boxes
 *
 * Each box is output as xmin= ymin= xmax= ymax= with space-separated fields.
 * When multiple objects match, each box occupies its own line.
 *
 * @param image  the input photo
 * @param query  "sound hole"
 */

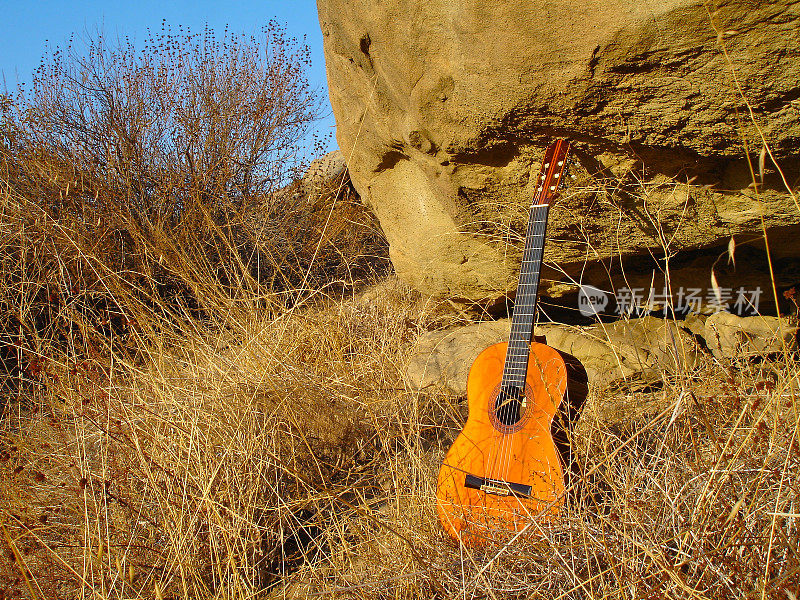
xmin=489 ymin=384 xmax=532 ymax=433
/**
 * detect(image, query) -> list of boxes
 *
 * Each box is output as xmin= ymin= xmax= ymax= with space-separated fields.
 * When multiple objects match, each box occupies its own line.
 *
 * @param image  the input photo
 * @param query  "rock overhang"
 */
xmin=318 ymin=0 xmax=800 ymax=304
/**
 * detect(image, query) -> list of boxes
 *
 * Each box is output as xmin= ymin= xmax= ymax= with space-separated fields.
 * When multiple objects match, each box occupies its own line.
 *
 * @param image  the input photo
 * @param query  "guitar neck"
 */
xmin=502 ymin=204 xmax=550 ymax=388
xmin=499 ymin=138 xmax=570 ymax=390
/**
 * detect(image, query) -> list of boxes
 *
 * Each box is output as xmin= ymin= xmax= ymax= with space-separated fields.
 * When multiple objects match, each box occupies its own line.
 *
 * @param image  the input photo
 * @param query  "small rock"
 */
xmin=598 ymin=316 xmax=699 ymax=378
xmin=301 ymin=150 xmax=347 ymax=196
xmin=704 ymin=312 xmax=797 ymax=359
xmin=406 ymin=320 xmax=510 ymax=396
xmin=682 ymin=313 xmax=707 ymax=338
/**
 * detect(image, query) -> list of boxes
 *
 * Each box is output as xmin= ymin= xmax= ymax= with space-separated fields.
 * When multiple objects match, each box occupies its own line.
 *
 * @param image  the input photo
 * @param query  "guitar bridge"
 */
xmin=464 ymin=474 xmax=532 ymax=498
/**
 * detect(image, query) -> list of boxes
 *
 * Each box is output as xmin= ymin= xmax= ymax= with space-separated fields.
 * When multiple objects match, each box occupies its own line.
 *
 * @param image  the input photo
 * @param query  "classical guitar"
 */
xmin=436 ymin=139 xmax=571 ymax=547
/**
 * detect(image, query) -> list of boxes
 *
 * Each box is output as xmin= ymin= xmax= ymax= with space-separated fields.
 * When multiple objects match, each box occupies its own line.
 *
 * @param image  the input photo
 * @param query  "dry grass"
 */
xmin=1 ymin=184 xmax=799 ymax=599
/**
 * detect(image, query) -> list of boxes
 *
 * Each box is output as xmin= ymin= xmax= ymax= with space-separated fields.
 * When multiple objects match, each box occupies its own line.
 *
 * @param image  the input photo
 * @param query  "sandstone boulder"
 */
xmin=704 ymin=312 xmax=798 ymax=359
xmin=405 ymin=320 xmax=512 ymax=395
xmin=406 ymin=316 xmax=699 ymax=394
xmin=301 ymin=150 xmax=348 ymax=197
xmin=318 ymin=0 xmax=800 ymax=303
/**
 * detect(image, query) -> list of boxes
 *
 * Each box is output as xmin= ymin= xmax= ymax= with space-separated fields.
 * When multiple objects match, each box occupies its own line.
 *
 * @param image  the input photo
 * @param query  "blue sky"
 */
xmin=0 ymin=0 xmax=336 ymax=152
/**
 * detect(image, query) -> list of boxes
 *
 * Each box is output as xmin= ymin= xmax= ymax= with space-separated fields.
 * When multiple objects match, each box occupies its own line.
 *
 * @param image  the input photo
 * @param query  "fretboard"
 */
xmin=501 ymin=203 xmax=550 ymax=388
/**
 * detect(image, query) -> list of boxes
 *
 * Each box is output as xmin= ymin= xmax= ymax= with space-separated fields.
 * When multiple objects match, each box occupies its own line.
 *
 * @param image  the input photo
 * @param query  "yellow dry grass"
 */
xmin=1 ymin=195 xmax=798 ymax=599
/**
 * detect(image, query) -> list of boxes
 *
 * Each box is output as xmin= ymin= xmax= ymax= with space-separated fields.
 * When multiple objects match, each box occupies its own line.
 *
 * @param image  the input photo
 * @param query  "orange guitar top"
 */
xmin=436 ymin=341 xmax=567 ymax=546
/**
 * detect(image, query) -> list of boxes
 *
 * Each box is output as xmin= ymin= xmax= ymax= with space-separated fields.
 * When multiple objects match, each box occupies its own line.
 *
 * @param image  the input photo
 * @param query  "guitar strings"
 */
xmin=495 ymin=202 xmax=547 ymax=482
xmin=497 ymin=139 xmax=564 ymax=487
xmin=498 ymin=207 xmax=549 ymax=483
xmin=487 ymin=216 xmax=544 ymax=490
xmin=483 ymin=140 xmax=566 ymax=530
xmin=495 ymin=204 xmax=549 ymax=483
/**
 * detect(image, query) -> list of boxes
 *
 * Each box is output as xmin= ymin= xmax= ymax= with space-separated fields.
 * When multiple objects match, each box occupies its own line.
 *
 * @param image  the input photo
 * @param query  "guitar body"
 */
xmin=437 ymin=341 xmax=567 ymax=546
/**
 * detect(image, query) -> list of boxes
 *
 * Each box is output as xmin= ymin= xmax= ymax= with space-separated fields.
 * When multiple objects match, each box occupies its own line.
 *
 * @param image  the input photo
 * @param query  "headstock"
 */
xmin=532 ymin=139 xmax=571 ymax=205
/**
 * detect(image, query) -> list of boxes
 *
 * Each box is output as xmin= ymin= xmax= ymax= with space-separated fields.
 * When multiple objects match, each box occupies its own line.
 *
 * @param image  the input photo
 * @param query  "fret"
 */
xmin=502 ymin=202 xmax=548 ymax=386
xmin=500 ymin=138 xmax=570 ymax=390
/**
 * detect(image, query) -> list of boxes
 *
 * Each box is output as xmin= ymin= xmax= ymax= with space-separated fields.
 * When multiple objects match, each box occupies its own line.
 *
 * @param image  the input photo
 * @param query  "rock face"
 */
xmin=318 ymin=0 xmax=800 ymax=303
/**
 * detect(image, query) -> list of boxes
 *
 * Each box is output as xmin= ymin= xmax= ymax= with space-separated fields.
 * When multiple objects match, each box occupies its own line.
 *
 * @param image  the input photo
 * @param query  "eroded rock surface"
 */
xmin=318 ymin=0 xmax=800 ymax=303
xmin=406 ymin=316 xmax=700 ymax=394
xmin=704 ymin=312 xmax=797 ymax=358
